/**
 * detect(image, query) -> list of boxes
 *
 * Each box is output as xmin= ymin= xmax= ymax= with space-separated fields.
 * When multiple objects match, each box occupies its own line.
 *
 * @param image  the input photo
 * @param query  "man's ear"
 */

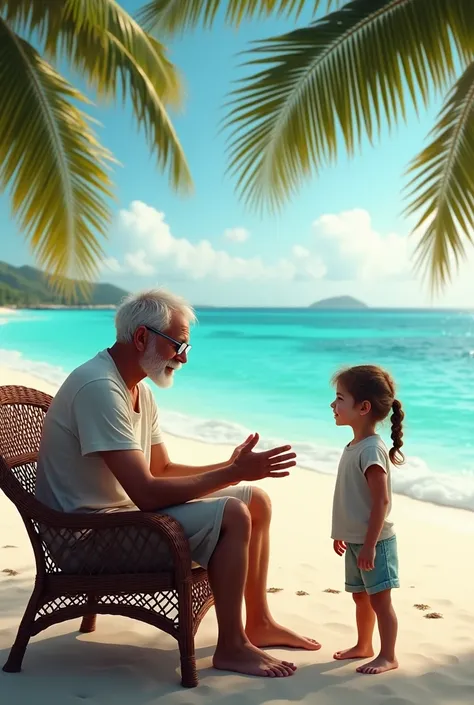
xmin=133 ymin=325 xmax=148 ymax=353
xmin=360 ymin=400 xmax=372 ymax=416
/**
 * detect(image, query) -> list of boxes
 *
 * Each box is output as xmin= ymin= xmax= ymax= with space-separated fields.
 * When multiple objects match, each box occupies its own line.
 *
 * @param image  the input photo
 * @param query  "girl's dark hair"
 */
xmin=332 ymin=365 xmax=405 ymax=466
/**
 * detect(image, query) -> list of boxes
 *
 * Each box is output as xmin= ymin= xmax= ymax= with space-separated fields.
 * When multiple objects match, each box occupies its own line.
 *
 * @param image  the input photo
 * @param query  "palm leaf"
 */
xmin=405 ymin=60 xmax=474 ymax=291
xmin=2 ymin=0 xmax=192 ymax=194
xmin=224 ymin=0 xmax=472 ymax=210
xmin=138 ymin=0 xmax=341 ymax=36
xmin=0 ymin=17 xmax=114 ymax=294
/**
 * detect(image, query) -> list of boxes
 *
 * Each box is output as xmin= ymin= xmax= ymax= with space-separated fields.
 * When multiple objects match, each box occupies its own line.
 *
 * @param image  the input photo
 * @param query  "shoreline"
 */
xmin=0 ymin=305 xmax=116 ymax=312
xmin=3 ymin=304 xmax=474 ymax=313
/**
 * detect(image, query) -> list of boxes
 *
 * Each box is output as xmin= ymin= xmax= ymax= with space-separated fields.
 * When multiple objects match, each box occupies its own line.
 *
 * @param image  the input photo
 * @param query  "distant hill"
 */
xmin=0 ymin=261 xmax=128 ymax=307
xmin=310 ymin=296 xmax=368 ymax=310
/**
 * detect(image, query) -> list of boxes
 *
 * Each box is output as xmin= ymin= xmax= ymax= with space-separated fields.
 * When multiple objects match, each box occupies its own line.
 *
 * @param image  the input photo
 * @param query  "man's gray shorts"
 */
xmin=159 ymin=485 xmax=253 ymax=568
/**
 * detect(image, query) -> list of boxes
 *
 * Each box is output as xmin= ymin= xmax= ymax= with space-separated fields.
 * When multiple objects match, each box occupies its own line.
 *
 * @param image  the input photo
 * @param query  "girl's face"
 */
xmin=331 ymin=382 xmax=368 ymax=427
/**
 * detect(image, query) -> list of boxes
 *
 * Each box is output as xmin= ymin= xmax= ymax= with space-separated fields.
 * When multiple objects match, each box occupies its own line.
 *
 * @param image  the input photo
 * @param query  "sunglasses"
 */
xmin=145 ymin=326 xmax=191 ymax=356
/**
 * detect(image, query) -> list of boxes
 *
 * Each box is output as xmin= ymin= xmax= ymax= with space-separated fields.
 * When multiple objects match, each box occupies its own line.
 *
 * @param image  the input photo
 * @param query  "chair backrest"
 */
xmin=0 ymin=384 xmax=53 ymax=499
xmin=0 ymin=385 xmax=61 ymax=573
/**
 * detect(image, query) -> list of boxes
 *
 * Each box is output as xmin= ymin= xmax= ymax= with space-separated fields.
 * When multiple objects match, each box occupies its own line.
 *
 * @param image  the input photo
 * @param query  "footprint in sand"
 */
xmin=434 ymin=598 xmax=453 ymax=608
xmin=370 ymin=684 xmax=395 ymax=695
xmin=324 ymin=588 xmax=341 ymax=594
xmin=267 ymin=587 xmax=283 ymax=594
xmin=2 ymin=545 xmax=17 ymax=549
xmin=443 ymin=654 xmax=460 ymax=665
xmin=414 ymin=603 xmax=431 ymax=611
xmin=425 ymin=612 xmax=443 ymax=620
xmin=324 ymin=622 xmax=352 ymax=634
xmin=2 ymin=568 xmax=19 ymax=576
xmin=296 ymin=590 xmax=309 ymax=596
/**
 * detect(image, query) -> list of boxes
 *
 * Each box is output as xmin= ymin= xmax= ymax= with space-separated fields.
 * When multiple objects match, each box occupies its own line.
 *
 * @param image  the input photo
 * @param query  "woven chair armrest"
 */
xmin=39 ymin=508 xmax=182 ymax=533
xmin=40 ymin=509 xmax=193 ymax=577
xmin=1 ymin=456 xmax=192 ymax=570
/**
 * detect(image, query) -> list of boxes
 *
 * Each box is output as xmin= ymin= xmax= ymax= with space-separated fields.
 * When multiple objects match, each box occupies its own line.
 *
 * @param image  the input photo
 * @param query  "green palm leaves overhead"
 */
xmin=0 ymin=0 xmax=192 ymax=289
xmin=141 ymin=0 xmax=474 ymax=290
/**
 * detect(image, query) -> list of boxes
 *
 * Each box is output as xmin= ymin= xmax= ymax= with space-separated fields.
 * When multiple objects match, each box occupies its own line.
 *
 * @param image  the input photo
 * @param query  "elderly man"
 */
xmin=36 ymin=289 xmax=319 ymax=678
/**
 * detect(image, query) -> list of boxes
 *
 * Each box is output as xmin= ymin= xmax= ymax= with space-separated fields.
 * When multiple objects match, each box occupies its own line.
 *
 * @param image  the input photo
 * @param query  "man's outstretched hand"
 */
xmin=230 ymin=433 xmax=296 ymax=483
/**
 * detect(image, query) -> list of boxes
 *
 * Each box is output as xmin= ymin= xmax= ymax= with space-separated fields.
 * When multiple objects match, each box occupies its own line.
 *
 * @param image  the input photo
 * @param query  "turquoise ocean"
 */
xmin=1 ymin=307 xmax=474 ymax=511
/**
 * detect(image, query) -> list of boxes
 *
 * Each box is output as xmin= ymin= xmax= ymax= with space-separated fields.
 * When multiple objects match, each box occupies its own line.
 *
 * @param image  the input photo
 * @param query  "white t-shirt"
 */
xmin=36 ymin=350 xmax=163 ymax=513
xmin=331 ymin=434 xmax=394 ymax=544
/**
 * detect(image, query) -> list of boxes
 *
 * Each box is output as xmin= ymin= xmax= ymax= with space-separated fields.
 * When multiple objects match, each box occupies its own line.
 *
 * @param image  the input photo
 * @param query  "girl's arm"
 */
xmin=358 ymin=464 xmax=390 ymax=571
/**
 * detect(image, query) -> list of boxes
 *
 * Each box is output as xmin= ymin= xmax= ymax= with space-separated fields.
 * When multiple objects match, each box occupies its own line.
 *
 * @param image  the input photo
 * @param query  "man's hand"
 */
xmin=357 ymin=543 xmax=376 ymax=571
xmin=230 ymin=433 xmax=296 ymax=483
xmin=230 ymin=434 xmax=256 ymax=464
xmin=333 ymin=539 xmax=346 ymax=556
xmin=228 ymin=434 xmax=256 ymax=485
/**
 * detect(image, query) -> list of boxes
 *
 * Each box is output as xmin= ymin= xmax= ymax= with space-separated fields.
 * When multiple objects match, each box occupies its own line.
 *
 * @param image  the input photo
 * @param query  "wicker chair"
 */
xmin=0 ymin=385 xmax=214 ymax=687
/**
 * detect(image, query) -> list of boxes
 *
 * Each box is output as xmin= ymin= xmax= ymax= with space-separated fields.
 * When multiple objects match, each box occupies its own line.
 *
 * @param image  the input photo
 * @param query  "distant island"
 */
xmin=0 ymin=261 xmax=128 ymax=307
xmin=310 ymin=296 xmax=368 ymax=310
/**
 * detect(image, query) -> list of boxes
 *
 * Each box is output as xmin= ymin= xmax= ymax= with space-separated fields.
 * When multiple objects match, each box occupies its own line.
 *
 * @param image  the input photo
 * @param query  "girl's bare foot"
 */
xmin=213 ymin=642 xmax=297 ymax=678
xmin=356 ymin=655 xmax=398 ymax=674
xmin=246 ymin=621 xmax=321 ymax=651
xmin=334 ymin=645 xmax=374 ymax=660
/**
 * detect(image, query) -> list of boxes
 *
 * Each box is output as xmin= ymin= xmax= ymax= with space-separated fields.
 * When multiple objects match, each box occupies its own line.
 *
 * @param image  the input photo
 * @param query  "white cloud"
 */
xmin=101 ymin=257 xmax=123 ymax=273
xmin=124 ymin=249 xmax=155 ymax=276
xmin=102 ymin=203 xmax=431 ymax=302
xmin=312 ymin=208 xmax=413 ymax=281
xmin=115 ymin=201 xmax=325 ymax=283
xmin=291 ymin=245 xmax=327 ymax=280
xmin=292 ymin=245 xmax=310 ymax=258
xmin=224 ymin=227 xmax=250 ymax=243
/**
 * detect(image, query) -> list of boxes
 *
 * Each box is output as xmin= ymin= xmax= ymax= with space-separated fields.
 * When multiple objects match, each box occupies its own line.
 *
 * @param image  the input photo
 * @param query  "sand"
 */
xmin=1 ymin=366 xmax=474 ymax=704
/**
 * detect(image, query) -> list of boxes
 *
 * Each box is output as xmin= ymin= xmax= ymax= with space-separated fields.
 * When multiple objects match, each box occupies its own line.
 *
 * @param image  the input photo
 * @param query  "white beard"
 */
xmin=140 ymin=340 xmax=180 ymax=388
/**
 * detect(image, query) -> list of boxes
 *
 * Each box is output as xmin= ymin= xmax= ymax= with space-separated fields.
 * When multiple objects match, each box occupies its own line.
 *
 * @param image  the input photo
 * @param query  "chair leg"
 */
xmin=3 ymin=586 xmax=42 ymax=673
xmin=175 ymin=573 xmax=198 ymax=687
xmin=79 ymin=614 xmax=97 ymax=633
xmin=79 ymin=595 xmax=97 ymax=633
xmin=179 ymin=638 xmax=198 ymax=688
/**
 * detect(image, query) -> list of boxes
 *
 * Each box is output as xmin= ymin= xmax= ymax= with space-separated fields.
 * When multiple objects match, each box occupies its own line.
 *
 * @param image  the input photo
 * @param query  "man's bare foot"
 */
xmin=334 ymin=645 xmax=374 ymax=660
xmin=356 ymin=655 xmax=398 ymax=675
xmin=213 ymin=642 xmax=297 ymax=678
xmin=246 ymin=621 xmax=321 ymax=651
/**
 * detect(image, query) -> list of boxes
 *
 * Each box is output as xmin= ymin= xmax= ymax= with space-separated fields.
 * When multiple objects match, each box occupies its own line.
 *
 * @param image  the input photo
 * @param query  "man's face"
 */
xmin=140 ymin=312 xmax=190 ymax=388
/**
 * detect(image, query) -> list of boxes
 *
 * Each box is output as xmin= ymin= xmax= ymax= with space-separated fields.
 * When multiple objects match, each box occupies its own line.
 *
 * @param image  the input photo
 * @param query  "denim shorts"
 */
xmin=345 ymin=535 xmax=400 ymax=595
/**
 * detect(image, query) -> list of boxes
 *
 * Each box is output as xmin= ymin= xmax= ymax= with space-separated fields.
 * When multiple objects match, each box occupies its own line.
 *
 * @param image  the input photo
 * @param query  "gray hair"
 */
xmin=115 ymin=288 xmax=196 ymax=343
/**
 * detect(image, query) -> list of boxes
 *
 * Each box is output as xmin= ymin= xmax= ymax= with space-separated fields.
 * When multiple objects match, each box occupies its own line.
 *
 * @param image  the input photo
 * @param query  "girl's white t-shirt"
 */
xmin=331 ymin=434 xmax=395 ymax=544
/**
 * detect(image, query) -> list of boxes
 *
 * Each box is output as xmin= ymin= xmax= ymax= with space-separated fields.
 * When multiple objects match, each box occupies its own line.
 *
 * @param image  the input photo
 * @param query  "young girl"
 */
xmin=330 ymin=365 xmax=404 ymax=675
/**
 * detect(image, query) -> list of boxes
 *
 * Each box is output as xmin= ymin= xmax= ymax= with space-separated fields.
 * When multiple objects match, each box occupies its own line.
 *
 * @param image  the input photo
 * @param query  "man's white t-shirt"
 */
xmin=331 ymin=434 xmax=395 ymax=544
xmin=36 ymin=349 xmax=163 ymax=513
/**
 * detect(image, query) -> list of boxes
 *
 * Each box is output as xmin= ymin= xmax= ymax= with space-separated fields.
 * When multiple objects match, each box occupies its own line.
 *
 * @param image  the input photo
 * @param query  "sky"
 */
xmin=2 ymin=1 xmax=473 ymax=308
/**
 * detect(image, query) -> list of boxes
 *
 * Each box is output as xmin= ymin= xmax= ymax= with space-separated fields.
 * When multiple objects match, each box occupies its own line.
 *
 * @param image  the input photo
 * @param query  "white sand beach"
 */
xmin=1 ymin=365 xmax=474 ymax=705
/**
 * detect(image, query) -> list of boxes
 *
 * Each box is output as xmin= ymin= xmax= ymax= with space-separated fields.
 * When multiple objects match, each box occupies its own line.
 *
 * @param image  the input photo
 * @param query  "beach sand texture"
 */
xmin=1 ymin=366 xmax=474 ymax=704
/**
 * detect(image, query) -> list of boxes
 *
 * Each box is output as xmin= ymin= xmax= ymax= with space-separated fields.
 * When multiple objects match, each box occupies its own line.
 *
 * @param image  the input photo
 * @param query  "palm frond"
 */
xmin=137 ymin=0 xmax=341 ymax=36
xmin=1 ymin=0 xmax=192 ymax=194
xmin=405 ymin=60 xmax=474 ymax=292
xmin=224 ymin=0 xmax=472 ymax=211
xmin=0 ymin=17 xmax=114 ymax=293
